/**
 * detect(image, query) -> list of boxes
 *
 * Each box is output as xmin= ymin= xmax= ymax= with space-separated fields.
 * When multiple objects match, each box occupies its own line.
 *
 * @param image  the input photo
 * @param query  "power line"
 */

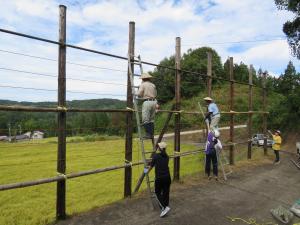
xmin=0 ymin=67 xmax=127 ymax=86
xmin=0 ymin=49 xmax=127 ymax=73
xmin=0 ymin=28 xmax=265 ymax=88
xmin=182 ymin=38 xmax=286 ymax=46
xmin=0 ymin=85 xmax=126 ymax=97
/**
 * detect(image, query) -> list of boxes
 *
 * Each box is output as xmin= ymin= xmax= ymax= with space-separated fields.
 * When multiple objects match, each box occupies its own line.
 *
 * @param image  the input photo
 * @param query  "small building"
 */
xmin=23 ymin=131 xmax=31 ymax=138
xmin=15 ymin=134 xmax=30 ymax=141
xmin=0 ymin=136 xmax=8 ymax=141
xmin=32 ymin=131 xmax=44 ymax=139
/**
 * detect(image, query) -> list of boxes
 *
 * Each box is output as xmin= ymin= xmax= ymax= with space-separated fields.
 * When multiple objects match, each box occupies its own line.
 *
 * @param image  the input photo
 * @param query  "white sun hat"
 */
xmin=203 ymin=97 xmax=213 ymax=101
xmin=140 ymin=72 xmax=153 ymax=79
xmin=158 ymin=142 xmax=167 ymax=149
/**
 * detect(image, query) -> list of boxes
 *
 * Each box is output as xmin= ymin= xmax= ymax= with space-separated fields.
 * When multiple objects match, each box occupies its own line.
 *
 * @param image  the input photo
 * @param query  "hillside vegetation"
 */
xmin=0 ymin=47 xmax=299 ymax=138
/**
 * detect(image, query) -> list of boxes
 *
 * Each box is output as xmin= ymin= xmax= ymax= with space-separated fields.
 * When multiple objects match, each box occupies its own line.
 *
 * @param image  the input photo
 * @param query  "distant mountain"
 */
xmin=0 ymin=99 xmax=126 ymax=108
xmin=0 ymin=99 xmax=127 ymax=137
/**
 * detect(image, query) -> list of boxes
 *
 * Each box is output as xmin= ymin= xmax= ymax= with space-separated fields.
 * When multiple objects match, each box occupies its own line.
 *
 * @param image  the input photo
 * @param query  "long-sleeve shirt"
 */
xmin=272 ymin=135 xmax=282 ymax=151
xmin=138 ymin=81 xmax=157 ymax=99
xmin=150 ymin=152 xmax=170 ymax=179
xmin=205 ymin=131 xmax=216 ymax=154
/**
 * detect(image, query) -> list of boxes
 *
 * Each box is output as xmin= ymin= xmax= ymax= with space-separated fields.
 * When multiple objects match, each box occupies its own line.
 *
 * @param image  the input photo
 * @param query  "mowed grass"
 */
xmin=0 ymin=137 xmax=201 ymax=225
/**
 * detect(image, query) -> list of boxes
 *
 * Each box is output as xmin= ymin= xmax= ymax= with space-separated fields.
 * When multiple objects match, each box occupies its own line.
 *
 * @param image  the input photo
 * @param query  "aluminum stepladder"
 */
xmin=128 ymin=55 xmax=161 ymax=209
xmin=198 ymin=102 xmax=232 ymax=181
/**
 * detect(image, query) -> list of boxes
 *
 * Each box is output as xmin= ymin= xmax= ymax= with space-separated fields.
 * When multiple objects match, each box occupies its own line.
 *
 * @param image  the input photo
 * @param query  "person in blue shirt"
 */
xmin=204 ymin=97 xmax=220 ymax=130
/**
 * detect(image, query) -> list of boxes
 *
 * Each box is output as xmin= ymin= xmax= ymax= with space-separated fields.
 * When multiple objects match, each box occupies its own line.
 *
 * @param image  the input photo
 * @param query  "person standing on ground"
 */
xmin=137 ymin=72 xmax=157 ymax=139
xmin=204 ymin=97 xmax=220 ymax=130
xmin=205 ymin=129 xmax=220 ymax=181
xmin=145 ymin=142 xmax=171 ymax=218
xmin=268 ymin=130 xmax=282 ymax=164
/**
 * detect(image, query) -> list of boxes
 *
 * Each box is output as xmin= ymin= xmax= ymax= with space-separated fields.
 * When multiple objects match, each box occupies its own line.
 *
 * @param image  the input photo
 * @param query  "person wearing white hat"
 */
xmin=268 ymin=129 xmax=282 ymax=164
xmin=137 ymin=72 xmax=158 ymax=139
xmin=204 ymin=96 xmax=220 ymax=130
xmin=144 ymin=142 xmax=171 ymax=217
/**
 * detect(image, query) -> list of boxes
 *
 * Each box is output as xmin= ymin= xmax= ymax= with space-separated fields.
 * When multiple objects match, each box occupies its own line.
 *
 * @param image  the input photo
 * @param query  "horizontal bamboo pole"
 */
xmin=0 ymin=148 xmax=209 ymax=192
xmin=0 ymin=105 xmax=269 ymax=115
xmin=0 ymin=105 xmax=133 ymax=113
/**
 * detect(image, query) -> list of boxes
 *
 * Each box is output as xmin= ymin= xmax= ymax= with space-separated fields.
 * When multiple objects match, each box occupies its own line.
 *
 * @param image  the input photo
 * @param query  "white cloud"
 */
xmin=0 ymin=0 xmax=299 ymax=102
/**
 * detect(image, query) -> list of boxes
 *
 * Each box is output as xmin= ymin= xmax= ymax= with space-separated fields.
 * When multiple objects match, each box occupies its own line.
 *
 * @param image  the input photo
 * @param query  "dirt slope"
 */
xmin=56 ymin=153 xmax=300 ymax=225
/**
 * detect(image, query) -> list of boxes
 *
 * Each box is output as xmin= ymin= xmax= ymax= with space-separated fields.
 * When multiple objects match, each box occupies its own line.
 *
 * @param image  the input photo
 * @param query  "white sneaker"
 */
xmin=160 ymin=206 xmax=171 ymax=217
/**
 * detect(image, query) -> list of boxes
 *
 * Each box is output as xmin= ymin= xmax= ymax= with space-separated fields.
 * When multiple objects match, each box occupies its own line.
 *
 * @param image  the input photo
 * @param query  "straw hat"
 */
xmin=203 ymin=97 xmax=213 ymax=101
xmin=140 ymin=72 xmax=153 ymax=79
xmin=158 ymin=142 xmax=167 ymax=149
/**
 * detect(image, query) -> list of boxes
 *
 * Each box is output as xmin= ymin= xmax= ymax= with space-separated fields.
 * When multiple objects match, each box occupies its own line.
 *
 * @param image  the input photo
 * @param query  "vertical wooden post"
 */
xmin=207 ymin=52 xmax=212 ymax=97
xmin=262 ymin=72 xmax=267 ymax=155
xmin=205 ymin=52 xmax=212 ymax=138
xmin=229 ymin=57 xmax=234 ymax=165
xmin=124 ymin=21 xmax=134 ymax=197
xmin=57 ymin=5 xmax=67 ymax=220
xmin=174 ymin=37 xmax=181 ymax=181
xmin=247 ymin=65 xmax=253 ymax=159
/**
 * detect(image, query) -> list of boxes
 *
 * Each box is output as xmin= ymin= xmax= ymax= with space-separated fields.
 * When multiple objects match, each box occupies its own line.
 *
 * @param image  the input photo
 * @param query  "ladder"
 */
xmin=127 ymin=54 xmax=160 ymax=209
xmin=217 ymin=150 xmax=232 ymax=181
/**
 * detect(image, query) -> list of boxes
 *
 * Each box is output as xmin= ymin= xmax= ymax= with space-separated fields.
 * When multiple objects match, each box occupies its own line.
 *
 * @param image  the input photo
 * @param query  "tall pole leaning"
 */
xmin=173 ymin=37 xmax=181 ymax=181
xmin=247 ymin=65 xmax=253 ymax=159
xmin=57 ymin=5 xmax=67 ymax=220
xmin=262 ymin=72 xmax=267 ymax=155
xmin=124 ymin=22 xmax=135 ymax=197
xmin=206 ymin=52 xmax=212 ymax=138
xmin=207 ymin=52 xmax=212 ymax=98
xmin=229 ymin=57 xmax=235 ymax=165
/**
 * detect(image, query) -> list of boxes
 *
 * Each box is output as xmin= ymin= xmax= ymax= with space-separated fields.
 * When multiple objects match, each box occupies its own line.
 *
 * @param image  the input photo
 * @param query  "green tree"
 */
xmin=277 ymin=61 xmax=299 ymax=93
xmin=152 ymin=47 xmax=224 ymax=103
xmin=275 ymin=0 xmax=300 ymax=59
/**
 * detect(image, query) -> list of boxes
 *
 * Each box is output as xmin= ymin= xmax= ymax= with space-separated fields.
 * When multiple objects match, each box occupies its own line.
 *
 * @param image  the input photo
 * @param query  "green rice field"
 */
xmin=0 ymin=137 xmax=204 ymax=225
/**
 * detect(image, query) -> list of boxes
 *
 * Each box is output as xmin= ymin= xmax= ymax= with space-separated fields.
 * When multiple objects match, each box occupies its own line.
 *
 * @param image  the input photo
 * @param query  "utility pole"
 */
xmin=18 ymin=124 xmax=22 ymax=135
xmin=7 ymin=123 xmax=11 ymax=142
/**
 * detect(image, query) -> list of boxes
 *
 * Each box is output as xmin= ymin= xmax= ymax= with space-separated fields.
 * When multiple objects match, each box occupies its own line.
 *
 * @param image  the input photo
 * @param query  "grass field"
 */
xmin=0 ymin=135 xmax=265 ymax=225
xmin=0 ymin=136 xmax=205 ymax=225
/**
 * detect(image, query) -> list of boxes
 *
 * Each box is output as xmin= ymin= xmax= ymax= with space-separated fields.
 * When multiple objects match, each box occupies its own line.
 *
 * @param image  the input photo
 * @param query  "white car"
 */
xmin=252 ymin=134 xmax=273 ymax=147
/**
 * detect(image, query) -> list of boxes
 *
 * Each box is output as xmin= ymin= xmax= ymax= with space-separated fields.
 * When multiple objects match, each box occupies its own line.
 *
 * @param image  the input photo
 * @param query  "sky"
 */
xmin=0 ymin=0 xmax=298 ymax=102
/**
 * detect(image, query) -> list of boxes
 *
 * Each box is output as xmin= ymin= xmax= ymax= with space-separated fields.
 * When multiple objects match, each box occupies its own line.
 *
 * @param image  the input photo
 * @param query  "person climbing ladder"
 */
xmin=203 ymin=97 xmax=220 ymax=130
xmin=137 ymin=72 xmax=157 ymax=139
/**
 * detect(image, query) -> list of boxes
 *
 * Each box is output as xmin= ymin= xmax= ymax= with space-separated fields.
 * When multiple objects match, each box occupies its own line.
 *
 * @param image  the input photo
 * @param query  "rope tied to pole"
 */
xmin=124 ymin=159 xmax=133 ymax=167
xmin=126 ymin=107 xmax=135 ymax=112
xmin=57 ymin=106 xmax=67 ymax=112
xmin=57 ymin=173 xmax=67 ymax=180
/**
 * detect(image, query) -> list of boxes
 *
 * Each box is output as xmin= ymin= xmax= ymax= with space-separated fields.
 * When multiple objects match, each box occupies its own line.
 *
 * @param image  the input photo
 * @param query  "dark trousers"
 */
xmin=274 ymin=150 xmax=280 ymax=162
xmin=155 ymin=176 xmax=171 ymax=209
xmin=205 ymin=150 xmax=218 ymax=177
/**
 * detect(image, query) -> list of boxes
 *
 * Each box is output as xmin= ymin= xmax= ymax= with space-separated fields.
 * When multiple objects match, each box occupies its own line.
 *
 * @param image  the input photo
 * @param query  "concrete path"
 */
xmin=57 ymin=154 xmax=300 ymax=225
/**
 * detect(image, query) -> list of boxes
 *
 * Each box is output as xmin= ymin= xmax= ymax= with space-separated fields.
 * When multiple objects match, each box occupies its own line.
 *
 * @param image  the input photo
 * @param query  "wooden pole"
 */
xmin=207 ymin=52 xmax=212 ymax=97
xmin=174 ymin=37 xmax=181 ymax=181
xmin=124 ymin=21 xmax=134 ymax=197
xmin=205 ymin=51 xmax=212 ymax=138
xmin=229 ymin=57 xmax=234 ymax=165
xmin=56 ymin=5 xmax=67 ymax=220
xmin=247 ymin=65 xmax=253 ymax=159
xmin=263 ymin=72 xmax=268 ymax=155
